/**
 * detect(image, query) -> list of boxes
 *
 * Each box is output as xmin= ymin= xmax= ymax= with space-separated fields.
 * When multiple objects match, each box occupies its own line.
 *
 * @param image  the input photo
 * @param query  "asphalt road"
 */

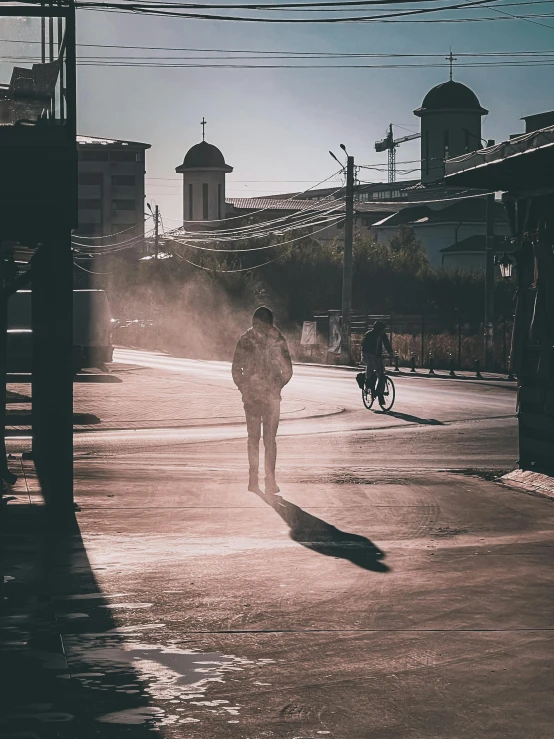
xmin=86 ymin=347 xmax=518 ymax=471
xmin=8 ymin=348 xmax=550 ymax=739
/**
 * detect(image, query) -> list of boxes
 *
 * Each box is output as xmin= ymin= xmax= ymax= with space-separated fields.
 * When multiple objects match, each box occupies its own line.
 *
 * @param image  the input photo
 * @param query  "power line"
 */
xmin=171 ymin=218 xmax=340 ymax=271
xmin=72 ymin=0 xmax=509 ymax=24
xmin=161 ymin=169 xmax=344 ymax=225
xmin=6 ymin=38 xmax=554 ymax=54
xmin=168 ymin=212 xmax=343 ymax=249
xmin=9 ymin=57 xmax=554 ymax=68
xmin=70 ymin=0 xmax=507 ymax=10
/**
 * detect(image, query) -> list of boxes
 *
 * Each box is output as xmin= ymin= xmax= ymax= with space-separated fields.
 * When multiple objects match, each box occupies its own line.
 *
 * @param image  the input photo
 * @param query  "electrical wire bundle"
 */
xmin=70 ymin=170 xmax=348 ymax=273
xmin=61 ymin=0 xmax=554 ymax=30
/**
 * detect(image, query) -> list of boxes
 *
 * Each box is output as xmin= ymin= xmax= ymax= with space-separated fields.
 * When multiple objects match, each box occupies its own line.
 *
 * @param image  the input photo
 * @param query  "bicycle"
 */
xmin=361 ymin=371 xmax=396 ymax=412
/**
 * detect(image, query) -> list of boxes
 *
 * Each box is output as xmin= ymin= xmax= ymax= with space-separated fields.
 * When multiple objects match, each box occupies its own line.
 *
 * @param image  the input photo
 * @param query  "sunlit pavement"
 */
xmin=3 ymin=349 xmax=554 ymax=738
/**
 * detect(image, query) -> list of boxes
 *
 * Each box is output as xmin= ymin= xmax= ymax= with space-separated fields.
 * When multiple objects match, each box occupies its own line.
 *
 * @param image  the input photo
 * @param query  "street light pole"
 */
xmin=342 ymin=154 xmax=355 ymax=361
xmin=484 ymin=193 xmax=495 ymax=370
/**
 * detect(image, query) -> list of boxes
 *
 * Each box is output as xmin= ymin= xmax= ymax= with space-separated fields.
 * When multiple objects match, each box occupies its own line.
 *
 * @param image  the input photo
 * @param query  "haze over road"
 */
xmin=93 ymin=347 xmax=518 ymax=471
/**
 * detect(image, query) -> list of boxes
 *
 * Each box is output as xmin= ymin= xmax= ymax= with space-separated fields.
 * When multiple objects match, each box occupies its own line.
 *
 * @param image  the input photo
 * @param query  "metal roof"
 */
xmin=77 ymin=135 xmax=151 ymax=149
xmin=372 ymin=198 xmax=506 ymax=228
xmin=445 ymin=124 xmax=554 ymax=190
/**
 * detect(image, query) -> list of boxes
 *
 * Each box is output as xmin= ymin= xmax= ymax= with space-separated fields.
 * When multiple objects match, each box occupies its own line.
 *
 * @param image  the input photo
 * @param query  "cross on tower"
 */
xmin=201 ymin=117 xmax=207 ymax=141
xmin=446 ymin=50 xmax=457 ymax=81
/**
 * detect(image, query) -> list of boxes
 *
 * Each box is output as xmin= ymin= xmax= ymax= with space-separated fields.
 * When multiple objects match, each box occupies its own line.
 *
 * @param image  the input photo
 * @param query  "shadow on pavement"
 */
xmin=375 ymin=409 xmax=444 ymax=425
xmin=0 ymin=500 xmax=162 ymax=738
xmin=254 ymin=489 xmax=389 ymax=572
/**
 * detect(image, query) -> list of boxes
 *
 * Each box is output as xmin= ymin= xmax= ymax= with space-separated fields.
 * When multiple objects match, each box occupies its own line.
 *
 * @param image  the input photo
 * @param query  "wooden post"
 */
xmin=32 ymin=242 xmax=73 ymax=512
xmin=341 ymin=155 xmax=355 ymax=363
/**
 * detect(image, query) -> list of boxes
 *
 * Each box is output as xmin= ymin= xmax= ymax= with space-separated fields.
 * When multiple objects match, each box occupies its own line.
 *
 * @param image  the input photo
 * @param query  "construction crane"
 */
xmin=375 ymin=124 xmax=421 ymax=184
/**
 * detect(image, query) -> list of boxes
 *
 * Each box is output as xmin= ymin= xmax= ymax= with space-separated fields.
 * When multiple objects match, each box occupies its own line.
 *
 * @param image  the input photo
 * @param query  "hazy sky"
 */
xmin=3 ymin=6 xmax=554 ymax=220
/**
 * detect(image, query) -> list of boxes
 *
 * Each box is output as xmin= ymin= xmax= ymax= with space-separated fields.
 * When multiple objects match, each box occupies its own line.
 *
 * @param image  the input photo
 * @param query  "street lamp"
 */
xmin=329 ymin=150 xmax=344 ymax=168
xmin=496 ymin=252 xmax=515 ymax=279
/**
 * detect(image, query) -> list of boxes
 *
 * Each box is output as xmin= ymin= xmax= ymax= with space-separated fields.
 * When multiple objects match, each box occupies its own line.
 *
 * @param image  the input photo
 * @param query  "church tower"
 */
xmin=176 ymin=120 xmax=233 ymax=224
xmin=414 ymin=79 xmax=488 ymax=184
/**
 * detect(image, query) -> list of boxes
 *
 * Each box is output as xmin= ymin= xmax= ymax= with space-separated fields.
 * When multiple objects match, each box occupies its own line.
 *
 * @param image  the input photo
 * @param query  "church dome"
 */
xmin=178 ymin=140 xmax=228 ymax=170
xmin=414 ymin=81 xmax=488 ymax=116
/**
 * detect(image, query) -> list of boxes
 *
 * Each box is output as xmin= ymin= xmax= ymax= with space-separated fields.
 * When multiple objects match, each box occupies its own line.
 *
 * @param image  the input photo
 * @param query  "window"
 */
xmin=218 ymin=184 xmax=222 ymax=220
xmin=443 ymin=130 xmax=450 ymax=159
xmin=78 ymin=199 xmax=102 ymax=210
xmin=464 ymin=130 xmax=471 ymax=153
xmin=79 ymin=150 xmax=109 ymax=162
xmin=109 ymin=151 xmax=139 ymax=162
xmin=78 ymin=172 xmax=103 ymax=186
xmin=203 ymin=183 xmax=209 ymax=220
xmin=188 ymin=184 xmax=193 ymax=220
xmin=112 ymin=199 xmax=135 ymax=210
xmin=111 ymin=174 xmax=136 ymax=186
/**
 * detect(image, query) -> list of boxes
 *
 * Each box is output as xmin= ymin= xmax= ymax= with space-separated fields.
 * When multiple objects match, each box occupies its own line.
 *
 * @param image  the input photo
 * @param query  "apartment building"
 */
xmin=76 ymin=135 xmax=151 ymax=240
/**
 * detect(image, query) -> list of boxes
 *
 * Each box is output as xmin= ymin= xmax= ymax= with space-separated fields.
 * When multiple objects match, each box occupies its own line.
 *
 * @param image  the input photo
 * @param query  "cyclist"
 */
xmin=361 ymin=320 xmax=393 ymax=404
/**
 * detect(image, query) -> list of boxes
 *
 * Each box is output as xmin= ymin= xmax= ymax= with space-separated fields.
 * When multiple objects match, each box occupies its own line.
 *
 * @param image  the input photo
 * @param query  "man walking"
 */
xmin=232 ymin=307 xmax=293 ymax=495
xmin=361 ymin=320 xmax=393 ymax=403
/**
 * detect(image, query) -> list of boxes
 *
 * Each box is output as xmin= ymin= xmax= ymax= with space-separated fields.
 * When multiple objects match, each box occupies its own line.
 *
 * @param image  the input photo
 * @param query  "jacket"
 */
xmin=361 ymin=329 xmax=393 ymax=358
xmin=232 ymin=326 xmax=293 ymax=402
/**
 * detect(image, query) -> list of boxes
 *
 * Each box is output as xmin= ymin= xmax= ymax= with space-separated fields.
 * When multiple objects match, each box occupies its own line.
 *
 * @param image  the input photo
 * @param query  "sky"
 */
xmin=2 ymin=4 xmax=554 ymax=221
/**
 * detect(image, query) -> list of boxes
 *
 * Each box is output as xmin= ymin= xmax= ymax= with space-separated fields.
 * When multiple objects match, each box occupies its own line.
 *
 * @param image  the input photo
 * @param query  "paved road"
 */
xmin=6 ymin=348 xmax=548 ymax=739
xmin=87 ymin=347 xmax=517 ymax=471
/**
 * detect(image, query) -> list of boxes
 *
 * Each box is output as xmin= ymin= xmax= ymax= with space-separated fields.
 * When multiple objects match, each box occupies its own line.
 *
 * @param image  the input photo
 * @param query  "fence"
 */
xmin=310 ymin=311 xmax=514 ymax=372
xmin=112 ymin=313 xmax=514 ymax=373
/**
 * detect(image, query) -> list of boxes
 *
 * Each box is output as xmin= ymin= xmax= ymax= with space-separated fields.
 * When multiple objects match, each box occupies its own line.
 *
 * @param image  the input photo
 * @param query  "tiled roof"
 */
xmin=226 ymin=197 xmax=403 ymax=215
xmin=226 ymin=197 xmax=344 ymax=212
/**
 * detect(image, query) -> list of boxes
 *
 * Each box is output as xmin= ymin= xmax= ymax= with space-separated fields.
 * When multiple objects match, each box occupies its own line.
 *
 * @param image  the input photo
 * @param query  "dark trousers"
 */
xmin=363 ymin=353 xmax=386 ymax=396
xmin=243 ymin=397 xmax=281 ymax=481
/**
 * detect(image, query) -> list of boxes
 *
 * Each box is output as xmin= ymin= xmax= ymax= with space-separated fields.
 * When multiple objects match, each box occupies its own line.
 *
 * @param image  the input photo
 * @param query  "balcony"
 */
xmin=0 ymin=2 xmax=77 ymax=238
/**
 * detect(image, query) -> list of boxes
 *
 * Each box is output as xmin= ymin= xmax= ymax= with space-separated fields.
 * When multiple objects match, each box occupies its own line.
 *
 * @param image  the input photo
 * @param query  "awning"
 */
xmin=445 ymin=125 xmax=554 ymax=191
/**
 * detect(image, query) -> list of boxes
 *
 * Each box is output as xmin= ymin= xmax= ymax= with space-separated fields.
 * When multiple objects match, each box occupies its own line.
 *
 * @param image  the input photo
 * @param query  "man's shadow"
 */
xmin=253 ymin=489 xmax=389 ymax=572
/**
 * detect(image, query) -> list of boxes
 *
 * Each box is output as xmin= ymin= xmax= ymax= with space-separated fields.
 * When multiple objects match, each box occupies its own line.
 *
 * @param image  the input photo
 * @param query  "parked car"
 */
xmin=7 ymin=289 xmax=113 ymax=372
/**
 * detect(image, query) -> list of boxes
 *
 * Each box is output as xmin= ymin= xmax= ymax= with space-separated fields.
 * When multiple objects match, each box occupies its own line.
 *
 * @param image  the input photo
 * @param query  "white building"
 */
xmin=371 ymin=197 xmax=511 ymax=269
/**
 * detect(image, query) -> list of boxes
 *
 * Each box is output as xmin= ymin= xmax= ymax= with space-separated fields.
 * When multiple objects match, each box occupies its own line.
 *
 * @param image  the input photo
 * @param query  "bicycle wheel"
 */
xmin=378 ymin=376 xmax=395 ymax=411
xmin=362 ymin=385 xmax=374 ymax=409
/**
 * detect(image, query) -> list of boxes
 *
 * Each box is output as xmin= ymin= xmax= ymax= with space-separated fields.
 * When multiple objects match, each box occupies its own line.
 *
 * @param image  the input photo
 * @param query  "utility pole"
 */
xmin=341 ymin=154 xmax=355 ymax=362
xmin=484 ymin=193 xmax=495 ymax=370
xmin=154 ymin=204 xmax=159 ymax=259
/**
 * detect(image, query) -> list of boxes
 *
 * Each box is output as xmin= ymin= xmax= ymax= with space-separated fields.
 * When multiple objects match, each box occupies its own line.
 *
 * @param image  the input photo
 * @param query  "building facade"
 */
xmin=76 ymin=136 xmax=150 ymax=239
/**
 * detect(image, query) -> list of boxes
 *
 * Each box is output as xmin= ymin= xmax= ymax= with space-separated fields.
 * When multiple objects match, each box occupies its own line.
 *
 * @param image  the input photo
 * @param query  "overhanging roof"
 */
xmin=445 ymin=125 xmax=554 ymax=191
xmin=77 ymin=135 xmax=151 ymax=149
